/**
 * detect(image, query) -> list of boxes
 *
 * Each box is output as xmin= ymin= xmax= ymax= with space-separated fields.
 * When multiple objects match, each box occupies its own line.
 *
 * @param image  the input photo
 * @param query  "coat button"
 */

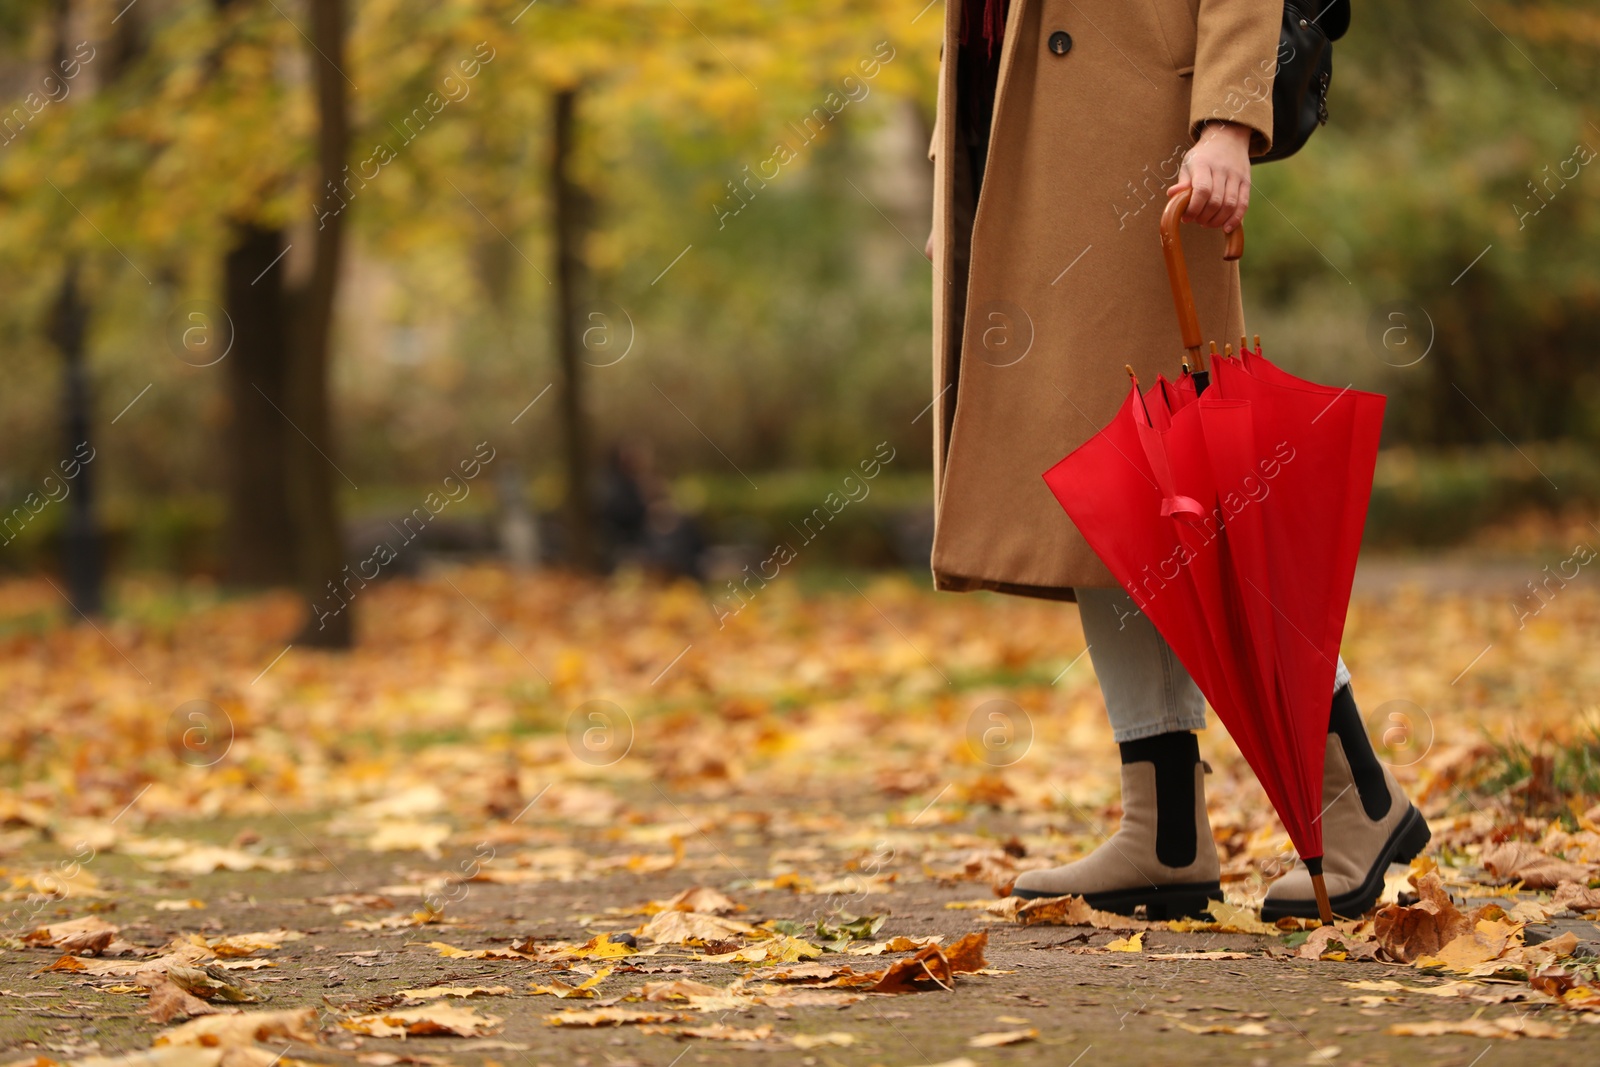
xmin=1048 ymin=31 xmax=1073 ymax=56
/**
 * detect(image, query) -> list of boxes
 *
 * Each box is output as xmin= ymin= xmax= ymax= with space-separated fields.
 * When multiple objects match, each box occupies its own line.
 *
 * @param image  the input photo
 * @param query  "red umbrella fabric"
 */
xmin=1042 ymin=194 xmax=1384 ymax=923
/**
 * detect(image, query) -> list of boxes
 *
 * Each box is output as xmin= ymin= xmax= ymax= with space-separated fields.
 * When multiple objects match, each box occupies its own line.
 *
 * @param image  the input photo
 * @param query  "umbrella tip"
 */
xmin=1224 ymin=342 xmax=1233 ymax=358
xmin=1311 ymin=871 xmax=1335 ymax=926
xmin=1240 ymin=334 xmax=1248 ymax=353
xmin=1253 ymin=333 xmax=1262 ymax=352
xmin=1124 ymin=363 xmax=1140 ymax=386
xmin=1208 ymin=340 xmax=1218 ymax=356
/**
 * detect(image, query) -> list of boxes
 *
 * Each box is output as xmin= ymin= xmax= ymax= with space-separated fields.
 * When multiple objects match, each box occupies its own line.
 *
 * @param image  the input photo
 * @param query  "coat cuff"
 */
xmin=1187 ymin=0 xmax=1281 ymax=157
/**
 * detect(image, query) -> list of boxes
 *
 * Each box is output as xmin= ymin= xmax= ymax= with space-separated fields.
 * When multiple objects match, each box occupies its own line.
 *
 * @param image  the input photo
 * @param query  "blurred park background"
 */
xmin=2 ymin=0 xmax=1599 ymax=635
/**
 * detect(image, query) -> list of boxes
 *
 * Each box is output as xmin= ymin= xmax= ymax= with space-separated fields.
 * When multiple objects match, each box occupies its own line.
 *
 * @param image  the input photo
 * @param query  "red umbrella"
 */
xmin=1043 ymin=192 xmax=1385 ymax=924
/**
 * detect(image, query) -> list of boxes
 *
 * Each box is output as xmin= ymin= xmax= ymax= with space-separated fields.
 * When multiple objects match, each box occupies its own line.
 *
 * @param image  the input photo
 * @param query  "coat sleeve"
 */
xmin=1188 ymin=0 xmax=1281 ymax=157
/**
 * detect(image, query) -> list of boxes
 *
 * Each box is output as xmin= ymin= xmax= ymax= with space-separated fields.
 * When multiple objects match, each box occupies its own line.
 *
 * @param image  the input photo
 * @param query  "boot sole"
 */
xmin=1260 ymin=804 xmax=1432 ymax=922
xmin=1013 ymin=880 xmax=1224 ymax=921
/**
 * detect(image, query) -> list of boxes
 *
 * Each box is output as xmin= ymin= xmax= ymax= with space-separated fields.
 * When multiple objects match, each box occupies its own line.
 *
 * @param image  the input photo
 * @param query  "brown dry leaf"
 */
xmin=1148 ymin=951 xmax=1252 ymax=960
xmin=364 ymin=820 xmax=452 ymax=857
xmin=697 ymin=935 xmax=820 ymax=964
xmin=637 ymin=978 xmax=726 ymax=1001
xmin=1387 ymin=1016 xmax=1567 ymax=1039
xmin=163 ymin=964 xmax=261 ymax=1003
xmin=1178 ymin=1022 xmax=1272 ymax=1036
xmin=1015 ymin=895 xmax=1147 ymax=931
xmin=205 ymin=930 xmax=302 ymax=957
xmin=425 ymin=940 xmax=532 ymax=961
xmin=22 ymin=915 xmax=124 ymax=954
xmin=946 ymin=897 xmax=1024 ymax=920
xmin=941 ymin=931 xmax=990 ymax=973
xmin=765 ymin=961 xmax=868 ymax=984
xmin=154 ymin=899 xmax=207 ymax=911
xmin=143 ymin=846 xmax=301 ymax=875
xmin=867 ymin=931 xmax=987 ymax=995
xmin=1415 ymin=919 xmax=1522 ymax=971
xmin=340 ymin=1002 xmax=502 ymax=1037
xmin=528 ymin=967 xmax=613 ymax=999
xmin=847 ymin=935 xmax=940 ymax=955
xmin=756 ymin=989 xmax=865 ymax=1009
xmin=154 ymin=1008 xmax=321 ymax=1047
xmin=45 ymin=939 xmax=213 ymax=977
xmin=635 ymin=909 xmax=756 ymax=945
xmin=398 ymin=985 xmax=515 ymax=1000
xmin=545 ymin=1007 xmax=689 ymax=1027
xmin=141 ymin=973 xmax=221 ymax=1025
xmin=653 ymin=886 xmax=742 ymax=914
xmin=1374 ymin=873 xmax=1474 ymax=963
xmin=1297 ymin=925 xmax=1380 ymax=962
xmin=968 ymin=1029 xmax=1038 ymax=1047
xmin=1508 ymin=899 xmax=1560 ymax=924
xmin=1553 ymin=881 xmax=1600 ymax=914
xmin=669 ymin=1024 xmax=773 ymax=1041
xmin=1480 ymin=842 xmax=1593 ymax=889
xmin=1478 ymin=931 xmax=1581 ymax=976
xmin=789 ymin=1032 xmax=857 ymax=1049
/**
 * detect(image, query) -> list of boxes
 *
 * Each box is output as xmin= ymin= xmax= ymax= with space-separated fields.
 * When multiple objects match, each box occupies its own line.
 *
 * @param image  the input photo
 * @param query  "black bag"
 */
xmin=1257 ymin=0 xmax=1351 ymax=164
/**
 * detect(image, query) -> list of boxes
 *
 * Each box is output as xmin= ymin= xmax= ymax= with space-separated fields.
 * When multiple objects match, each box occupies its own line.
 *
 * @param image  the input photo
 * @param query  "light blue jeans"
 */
xmin=1075 ymin=587 xmax=1352 ymax=743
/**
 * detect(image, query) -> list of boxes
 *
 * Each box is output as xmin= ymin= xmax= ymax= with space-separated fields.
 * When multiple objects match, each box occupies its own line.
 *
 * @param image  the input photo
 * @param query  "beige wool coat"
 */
xmin=929 ymin=0 xmax=1281 ymax=599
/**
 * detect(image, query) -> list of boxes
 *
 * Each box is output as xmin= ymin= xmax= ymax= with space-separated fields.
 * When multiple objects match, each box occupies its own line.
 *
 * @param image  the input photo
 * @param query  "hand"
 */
xmin=1168 ymin=121 xmax=1253 ymax=233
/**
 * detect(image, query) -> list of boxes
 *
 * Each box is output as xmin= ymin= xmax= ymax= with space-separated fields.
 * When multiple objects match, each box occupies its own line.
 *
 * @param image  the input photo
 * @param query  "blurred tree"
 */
xmin=1249 ymin=0 xmax=1600 ymax=445
xmin=287 ymin=0 xmax=352 ymax=647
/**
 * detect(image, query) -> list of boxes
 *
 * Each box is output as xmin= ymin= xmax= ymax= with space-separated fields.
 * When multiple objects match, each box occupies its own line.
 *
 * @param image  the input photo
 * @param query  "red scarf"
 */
xmin=960 ymin=0 xmax=1007 ymax=60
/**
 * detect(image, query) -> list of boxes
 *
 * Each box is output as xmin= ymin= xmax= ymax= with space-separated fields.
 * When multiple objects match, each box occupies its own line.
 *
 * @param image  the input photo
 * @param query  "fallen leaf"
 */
xmin=1481 ymin=843 xmax=1592 ymax=889
xmin=669 ymin=1024 xmax=773 ymax=1041
xmin=1553 ymin=881 xmax=1600 ymax=914
xmin=1105 ymin=932 xmax=1143 ymax=952
xmin=22 ymin=916 xmax=126 ymax=954
xmin=1387 ymin=1016 xmax=1566 ymax=1038
xmin=341 ymin=1002 xmax=503 ymax=1037
xmin=1414 ymin=919 xmax=1521 ymax=971
xmin=398 ymin=985 xmax=515 ymax=1000
xmin=545 ymin=1007 xmax=689 ymax=1027
xmin=653 ymin=886 xmax=742 ymax=914
xmin=789 ymin=1032 xmax=857 ymax=1049
xmin=1374 ymin=873 xmax=1474 ymax=963
xmin=1179 ymin=1022 xmax=1271 ymax=1036
xmin=141 ymin=973 xmax=220 ymax=1024
xmin=969 ymin=1028 xmax=1037 ymax=1047
xmin=635 ymin=909 xmax=756 ymax=945
xmin=1015 ymin=895 xmax=1147 ymax=931
xmin=154 ymin=1008 xmax=321 ymax=1047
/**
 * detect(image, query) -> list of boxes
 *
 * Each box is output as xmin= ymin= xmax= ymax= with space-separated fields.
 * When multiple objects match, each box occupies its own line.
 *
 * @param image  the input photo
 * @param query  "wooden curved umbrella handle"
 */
xmin=1160 ymin=189 xmax=1244 ymax=370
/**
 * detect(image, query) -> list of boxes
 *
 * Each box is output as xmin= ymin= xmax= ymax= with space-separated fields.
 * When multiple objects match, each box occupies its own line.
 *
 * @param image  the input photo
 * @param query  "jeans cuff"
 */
xmin=1112 ymin=717 xmax=1208 ymax=744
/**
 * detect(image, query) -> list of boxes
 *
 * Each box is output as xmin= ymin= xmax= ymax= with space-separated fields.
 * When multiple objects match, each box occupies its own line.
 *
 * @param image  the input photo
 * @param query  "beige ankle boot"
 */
xmin=1012 ymin=760 xmax=1222 ymax=920
xmin=1260 ymin=733 xmax=1431 ymax=921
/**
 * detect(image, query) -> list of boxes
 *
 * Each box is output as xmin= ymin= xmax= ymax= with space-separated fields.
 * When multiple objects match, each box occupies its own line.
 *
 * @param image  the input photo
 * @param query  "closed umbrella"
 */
xmin=1043 ymin=191 xmax=1385 ymax=924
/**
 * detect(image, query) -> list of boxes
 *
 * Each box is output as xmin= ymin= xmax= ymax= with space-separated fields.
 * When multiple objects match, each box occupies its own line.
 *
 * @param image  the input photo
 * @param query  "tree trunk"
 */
xmin=288 ymin=0 xmax=352 ymax=648
xmin=52 ymin=263 xmax=103 ymax=616
xmin=550 ymin=88 xmax=597 ymax=571
xmin=223 ymin=224 xmax=297 ymax=587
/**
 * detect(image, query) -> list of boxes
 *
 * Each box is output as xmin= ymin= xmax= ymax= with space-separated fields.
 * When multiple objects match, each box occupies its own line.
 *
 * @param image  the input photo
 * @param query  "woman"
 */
xmin=924 ymin=0 xmax=1428 ymax=920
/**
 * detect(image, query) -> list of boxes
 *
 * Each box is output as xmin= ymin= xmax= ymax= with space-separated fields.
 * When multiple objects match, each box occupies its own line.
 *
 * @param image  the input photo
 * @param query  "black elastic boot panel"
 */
xmin=1118 ymin=730 xmax=1200 ymax=869
xmin=1329 ymin=683 xmax=1392 ymax=822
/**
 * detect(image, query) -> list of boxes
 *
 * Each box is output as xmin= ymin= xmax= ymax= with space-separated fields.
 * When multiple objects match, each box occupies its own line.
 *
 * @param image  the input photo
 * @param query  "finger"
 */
xmin=1185 ymin=164 xmax=1213 ymax=223
xmin=1209 ymin=169 xmax=1242 ymax=228
xmin=1209 ymin=171 xmax=1241 ymax=229
xmin=1227 ymin=177 xmax=1251 ymax=233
